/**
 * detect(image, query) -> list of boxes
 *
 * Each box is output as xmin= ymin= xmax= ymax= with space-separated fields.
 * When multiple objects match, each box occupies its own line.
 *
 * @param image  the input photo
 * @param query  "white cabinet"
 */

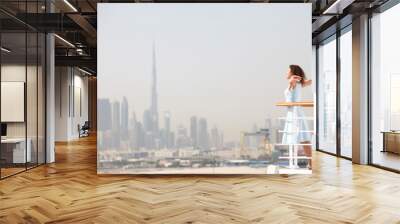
xmin=1 ymin=138 xmax=32 ymax=163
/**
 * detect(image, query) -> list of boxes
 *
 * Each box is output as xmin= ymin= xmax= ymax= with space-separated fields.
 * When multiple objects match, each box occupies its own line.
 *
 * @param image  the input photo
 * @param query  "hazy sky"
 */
xmin=98 ymin=3 xmax=312 ymax=142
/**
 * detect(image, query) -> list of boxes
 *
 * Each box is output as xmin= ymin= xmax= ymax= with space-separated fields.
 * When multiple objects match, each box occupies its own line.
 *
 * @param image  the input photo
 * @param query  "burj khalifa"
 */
xmin=150 ymin=42 xmax=159 ymax=146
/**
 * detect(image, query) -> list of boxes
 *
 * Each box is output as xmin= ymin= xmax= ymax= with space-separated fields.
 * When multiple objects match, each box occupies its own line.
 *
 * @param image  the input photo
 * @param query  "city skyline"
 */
xmin=99 ymin=42 xmax=282 ymax=148
xmin=99 ymin=42 xmax=236 ymax=150
xmin=99 ymin=89 xmax=238 ymax=150
xmin=99 ymin=41 xmax=311 ymax=143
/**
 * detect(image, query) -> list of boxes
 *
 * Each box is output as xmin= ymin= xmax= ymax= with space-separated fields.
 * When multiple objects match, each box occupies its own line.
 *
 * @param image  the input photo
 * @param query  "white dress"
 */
xmin=281 ymin=83 xmax=311 ymax=144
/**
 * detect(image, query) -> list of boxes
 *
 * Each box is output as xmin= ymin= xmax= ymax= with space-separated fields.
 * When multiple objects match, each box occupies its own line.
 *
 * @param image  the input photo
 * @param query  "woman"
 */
xmin=281 ymin=65 xmax=312 ymax=169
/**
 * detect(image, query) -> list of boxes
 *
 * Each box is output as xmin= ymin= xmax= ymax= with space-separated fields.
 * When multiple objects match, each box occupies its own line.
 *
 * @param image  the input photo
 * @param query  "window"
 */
xmin=0 ymin=2 xmax=47 ymax=179
xmin=318 ymin=36 xmax=337 ymax=154
xmin=371 ymin=3 xmax=400 ymax=171
xmin=339 ymin=28 xmax=352 ymax=158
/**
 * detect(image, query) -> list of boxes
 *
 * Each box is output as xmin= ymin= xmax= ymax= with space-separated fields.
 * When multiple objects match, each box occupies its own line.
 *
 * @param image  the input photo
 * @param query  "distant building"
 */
xmin=98 ymin=98 xmax=112 ymax=149
xmin=129 ymin=112 xmax=137 ymax=130
xmin=220 ymin=132 xmax=224 ymax=148
xmin=144 ymin=131 xmax=153 ymax=150
xmin=159 ymin=129 xmax=166 ymax=148
xmin=190 ymin=116 xmax=198 ymax=148
xmin=121 ymin=97 xmax=129 ymax=140
xmin=150 ymin=42 xmax=159 ymax=139
xmin=239 ymin=129 xmax=273 ymax=159
xmin=210 ymin=126 xmax=223 ymax=149
xmin=265 ymin=118 xmax=272 ymax=131
xmin=169 ymin=131 xmax=175 ymax=148
xmin=136 ymin=122 xmax=145 ymax=149
xmin=164 ymin=111 xmax=171 ymax=148
xmin=142 ymin=110 xmax=154 ymax=149
xmin=98 ymin=98 xmax=112 ymax=131
xmin=143 ymin=110 xmax=151 ymax=133
xmin=130 ymin=112 xmax=144 ymax=150
xmin=241 ymin=129 xmax=271 ymax=151
xmin=112 ymin=100 xmax=121 ymax=148
xmin=176 ymin=125 xmax=191 ymax=148
xmin=198 ymin=118 xmax=209 ymax=150
xmin=140 ymin=42 xmax=161 ymax=150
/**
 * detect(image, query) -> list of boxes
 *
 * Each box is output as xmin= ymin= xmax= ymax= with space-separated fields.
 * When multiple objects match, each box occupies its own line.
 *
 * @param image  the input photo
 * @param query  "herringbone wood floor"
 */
xmin=1 ymin=135 xmax=400 ymax=224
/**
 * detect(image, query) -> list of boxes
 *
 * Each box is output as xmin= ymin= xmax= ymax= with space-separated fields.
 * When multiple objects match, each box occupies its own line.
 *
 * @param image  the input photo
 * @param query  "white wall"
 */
xmin=1 ymin=65 xmax=29 ymax=140
xmin=1 ymin=65 xmax=40 ymax=137
xmin=55 ymin=67 xmax=89 ymax=141
xmin=1 ymin=63 xmax=46 ymax=164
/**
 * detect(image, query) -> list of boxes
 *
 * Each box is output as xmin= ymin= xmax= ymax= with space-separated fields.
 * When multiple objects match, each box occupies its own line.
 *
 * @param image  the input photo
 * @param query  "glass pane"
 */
xmin=318 ymin=37 xmax=337 ymax=154
xmin=27 ymin=31 xmax=38 ymax=169
xmin=340 ymin=30 xmax=352 ymax=158
xmin=38 ymin=33 xmax=45 ymax=165
xmin=1 ymin=32 xmax=27 ymax=177
xmin=371 ymin=5 xmax=400 ymax=171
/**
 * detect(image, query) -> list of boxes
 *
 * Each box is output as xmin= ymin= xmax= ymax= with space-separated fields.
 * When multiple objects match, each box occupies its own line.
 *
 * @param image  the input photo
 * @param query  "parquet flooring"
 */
xmin=0 ymin=167 xmax=26 ymax=178
xmin=1 ymin=135 xmax=400 ymax=223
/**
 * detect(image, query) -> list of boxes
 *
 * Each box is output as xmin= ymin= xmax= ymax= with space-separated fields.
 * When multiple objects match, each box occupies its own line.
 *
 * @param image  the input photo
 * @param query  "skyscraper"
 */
xmin=150 ymin=42 xmax=159 ymax=136
xmin=129 ymin=112 xmax=137 ymax=130
xmin=164 ymin=111 xmax=171 ymax=148
xmin=210 ymin=126 xmax=219 ymax=149
xmin=130 ymin=112 xmax=140 ymax=149
xmin=121 ymin=97 xmax=129 ymax=139
xmin=176 ymin=125 xmax=190 ymax=148
xmin=141 ymin=41 xmax=161 ymax=150
xmin=136 ymin=122 xmax=145 ymax=149
xmin=190 ymin=116 xmax=198 ymax=148
xmin=198 ymin=118 xmax=209 ymax=150
xmin=98 ymin=98 xmax=112 ymax=132
xmin=211 ymin=126 xmax=223 ymax=149
xmin=143 ymin=110 xmax=152 ymax=133
xmin=98 ymin=98 xmax=112 ymax=149
xmin=112 ymin=101 xmax=121 ymax=148
xmin=143 ymin=109 xmax=153 ymax=149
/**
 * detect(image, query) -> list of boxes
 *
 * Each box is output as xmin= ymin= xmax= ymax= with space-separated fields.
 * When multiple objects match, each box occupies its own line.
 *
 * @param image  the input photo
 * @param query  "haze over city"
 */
xmin=98 ymin=4 xmax=313 ymax=143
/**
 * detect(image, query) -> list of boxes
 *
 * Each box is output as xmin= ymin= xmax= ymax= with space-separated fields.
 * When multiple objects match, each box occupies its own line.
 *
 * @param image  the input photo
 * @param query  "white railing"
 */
xmin=276 ymin=101 xmax=314 ymax=169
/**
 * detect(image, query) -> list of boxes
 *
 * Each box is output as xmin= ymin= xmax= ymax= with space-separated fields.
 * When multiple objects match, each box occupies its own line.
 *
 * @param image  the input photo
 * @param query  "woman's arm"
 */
xmin=288 ymin=75 xmax=302 ymax=90
xmin=303 ymin=79 xmax=312 ymax=87
xmin=288 ymin=76 xmax=312 ymax=89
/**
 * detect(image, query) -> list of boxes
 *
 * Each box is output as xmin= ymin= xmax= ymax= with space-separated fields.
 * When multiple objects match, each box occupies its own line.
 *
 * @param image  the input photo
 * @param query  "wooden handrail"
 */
xmin=276 ymin=101 xmax=314 ymax=107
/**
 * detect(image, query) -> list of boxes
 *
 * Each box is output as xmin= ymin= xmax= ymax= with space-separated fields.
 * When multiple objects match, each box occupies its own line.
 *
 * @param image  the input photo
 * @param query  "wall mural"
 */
xmin=97 ymin=3 xmax=313 ymax=174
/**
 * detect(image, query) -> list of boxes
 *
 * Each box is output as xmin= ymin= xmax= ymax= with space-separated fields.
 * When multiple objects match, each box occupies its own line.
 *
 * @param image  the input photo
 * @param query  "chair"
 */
xmin=79 ymin=121 xmax=90 ymax=138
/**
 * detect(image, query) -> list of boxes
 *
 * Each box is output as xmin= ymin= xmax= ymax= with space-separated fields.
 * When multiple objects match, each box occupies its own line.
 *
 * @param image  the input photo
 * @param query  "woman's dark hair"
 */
xmin=289 ymin=64 xmax=306 ymax=86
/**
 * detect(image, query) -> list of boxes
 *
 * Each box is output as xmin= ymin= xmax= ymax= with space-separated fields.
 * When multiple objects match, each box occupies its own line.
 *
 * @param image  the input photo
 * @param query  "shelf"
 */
xmin=279 ymin=156 xmax=311 ymax=160
xmin=275 ymin=143 xmax=313 ymax=146
xmin=278 ymin=130 xmax=314 ymax=133
xmin=276 ymin=101 xmax=314 ymax=107
xmin=278 ymin=116 xmax=314 ymax=120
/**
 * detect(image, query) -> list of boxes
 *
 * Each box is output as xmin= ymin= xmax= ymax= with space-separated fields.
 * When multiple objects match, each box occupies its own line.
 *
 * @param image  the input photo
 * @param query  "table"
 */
xmin=382 ymin=131 xmax=400 ymax=154
xmin=1 ymin=138 xmax=32 ymax=164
